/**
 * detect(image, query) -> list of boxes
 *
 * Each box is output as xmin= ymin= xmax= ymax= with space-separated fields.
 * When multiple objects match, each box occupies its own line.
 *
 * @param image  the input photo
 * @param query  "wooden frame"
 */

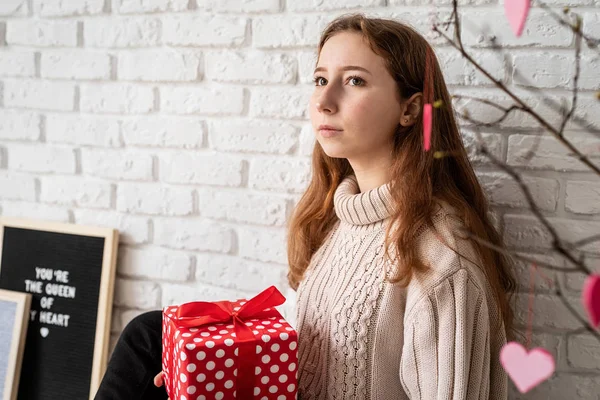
xmin=0 ymin=217 xmax=119 ymax=399
xmin=0 ymin=289 xmax=31 ymax=400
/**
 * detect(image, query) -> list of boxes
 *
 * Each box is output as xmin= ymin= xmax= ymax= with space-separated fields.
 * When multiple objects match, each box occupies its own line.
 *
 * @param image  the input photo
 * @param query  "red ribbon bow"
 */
xmin=166 ymin=286 xmax=286 ymax=398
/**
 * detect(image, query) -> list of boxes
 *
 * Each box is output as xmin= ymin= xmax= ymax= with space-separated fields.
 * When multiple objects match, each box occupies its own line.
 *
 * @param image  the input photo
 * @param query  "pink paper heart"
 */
xmin=423 ymin=103 xmax=432 ymax=151
xmin=582 ymin=274 xmax=600 ymax=327
xmin=504 ymin=0 xmax=530 ymax=37
xmin=500 ymin=342 xmax=555 ymax=393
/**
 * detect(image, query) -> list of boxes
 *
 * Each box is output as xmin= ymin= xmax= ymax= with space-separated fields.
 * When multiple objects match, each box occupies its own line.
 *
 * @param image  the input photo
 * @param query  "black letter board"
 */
xmin=0 ymin=217 xmax=118 ymax=400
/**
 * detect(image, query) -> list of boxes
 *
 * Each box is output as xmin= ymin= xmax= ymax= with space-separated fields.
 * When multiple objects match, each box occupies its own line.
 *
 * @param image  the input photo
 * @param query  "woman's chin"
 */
xmin=320 ymin=145 xmax=348 ymax=159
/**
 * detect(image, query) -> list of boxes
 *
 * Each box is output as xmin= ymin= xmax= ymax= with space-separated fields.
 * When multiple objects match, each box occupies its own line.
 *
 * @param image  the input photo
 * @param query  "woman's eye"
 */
xmin=348 ymin=76 xmax=364 ymax=86
xmin=312 ymin=76 xmax=365 ymax=87
xmin=313 ymin=76 xmax=325 ymax=86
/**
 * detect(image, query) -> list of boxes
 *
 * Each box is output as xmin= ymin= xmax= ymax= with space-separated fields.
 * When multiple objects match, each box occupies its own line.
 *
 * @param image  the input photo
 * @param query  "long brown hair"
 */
xmin=286 ymin=13 xmax=519 ymax=342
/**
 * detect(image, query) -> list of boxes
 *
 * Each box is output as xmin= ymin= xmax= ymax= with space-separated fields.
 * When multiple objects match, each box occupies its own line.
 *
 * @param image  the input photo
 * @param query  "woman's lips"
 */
xmin=319 ymin=129 xmax=342 ymax=138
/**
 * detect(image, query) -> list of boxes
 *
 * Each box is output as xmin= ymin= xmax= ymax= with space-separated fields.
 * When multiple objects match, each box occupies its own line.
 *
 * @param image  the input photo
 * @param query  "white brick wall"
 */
xmin=1 ymin=1 xmax=599 ymax=397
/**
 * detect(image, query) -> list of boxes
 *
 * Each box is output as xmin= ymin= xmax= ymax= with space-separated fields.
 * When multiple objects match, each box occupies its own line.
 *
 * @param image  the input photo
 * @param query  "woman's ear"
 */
xmin=398 ymin=93 xmax=423 ymax=127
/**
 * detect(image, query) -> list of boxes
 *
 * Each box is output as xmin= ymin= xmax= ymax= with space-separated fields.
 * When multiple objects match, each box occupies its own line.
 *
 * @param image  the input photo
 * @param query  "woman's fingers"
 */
xmin=153 ymin=371 xmax=164 ymax=387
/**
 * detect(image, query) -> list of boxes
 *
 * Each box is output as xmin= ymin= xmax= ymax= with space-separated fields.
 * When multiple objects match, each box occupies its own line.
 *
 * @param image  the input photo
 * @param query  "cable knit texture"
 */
xmin=295 ymin=174 xmax=508 ymax=399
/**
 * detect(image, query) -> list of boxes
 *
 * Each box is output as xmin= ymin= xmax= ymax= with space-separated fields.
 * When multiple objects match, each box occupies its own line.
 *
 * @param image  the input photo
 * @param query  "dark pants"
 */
xmin=95 ymin=310 xmax=168 ymax=400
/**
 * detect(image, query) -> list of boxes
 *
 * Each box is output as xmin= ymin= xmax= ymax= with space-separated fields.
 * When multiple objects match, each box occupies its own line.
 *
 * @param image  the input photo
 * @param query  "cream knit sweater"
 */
xmin=294 ymin=174 xmax=508 ymax=399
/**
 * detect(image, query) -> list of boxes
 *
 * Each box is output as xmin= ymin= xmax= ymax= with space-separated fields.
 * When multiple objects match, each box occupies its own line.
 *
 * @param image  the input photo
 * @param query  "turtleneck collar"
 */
xmin=333 ymin=174 xmax=395 ymax=226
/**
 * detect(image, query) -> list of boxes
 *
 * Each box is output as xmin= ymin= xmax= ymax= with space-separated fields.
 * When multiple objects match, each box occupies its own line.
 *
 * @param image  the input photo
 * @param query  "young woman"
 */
xmin=95 ymin=13 xmax=518 ymax=400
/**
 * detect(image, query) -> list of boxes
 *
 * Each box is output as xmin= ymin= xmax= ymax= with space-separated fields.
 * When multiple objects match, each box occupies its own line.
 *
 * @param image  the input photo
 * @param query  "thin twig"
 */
xmin=433 ymin=0 xmax=600 ymax=176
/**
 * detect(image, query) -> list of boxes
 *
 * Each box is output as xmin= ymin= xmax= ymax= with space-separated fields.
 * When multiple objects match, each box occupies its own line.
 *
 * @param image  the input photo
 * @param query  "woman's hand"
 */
xmin=153 ymin=371 xmax=164 ymax=387
xmin=154 ymin=371 xmax=170 ymax=399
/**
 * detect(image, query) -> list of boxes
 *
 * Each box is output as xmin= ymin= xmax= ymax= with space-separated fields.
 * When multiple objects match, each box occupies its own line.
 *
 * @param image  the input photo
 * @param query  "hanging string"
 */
xmin=423 ymin=46 xmax=435 ymax=106
xmin=422 ymin=46 xmax=435 ymax=151
xmin=526 ymin=262 xmax=555 ymax=349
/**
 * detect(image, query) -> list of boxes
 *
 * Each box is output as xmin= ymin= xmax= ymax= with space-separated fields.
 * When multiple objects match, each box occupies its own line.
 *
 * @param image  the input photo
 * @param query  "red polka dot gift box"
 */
xmin=162 ymin=285 xmax=298 ymax=400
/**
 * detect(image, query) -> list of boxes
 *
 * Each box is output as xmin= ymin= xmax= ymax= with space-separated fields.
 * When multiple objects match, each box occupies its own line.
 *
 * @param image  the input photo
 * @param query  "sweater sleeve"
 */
xmin=399 ymin=269 xmax=494 ymax=400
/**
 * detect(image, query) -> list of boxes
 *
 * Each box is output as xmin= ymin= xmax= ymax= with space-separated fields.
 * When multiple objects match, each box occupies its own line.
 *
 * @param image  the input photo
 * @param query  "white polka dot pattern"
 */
xmin=162 ymin=298 xmax=298 ymax=399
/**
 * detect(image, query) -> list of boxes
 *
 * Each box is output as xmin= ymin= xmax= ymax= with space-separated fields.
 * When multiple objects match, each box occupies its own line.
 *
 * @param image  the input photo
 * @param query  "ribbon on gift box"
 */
xmin=168 ymin=285 xmax=286 ymax=399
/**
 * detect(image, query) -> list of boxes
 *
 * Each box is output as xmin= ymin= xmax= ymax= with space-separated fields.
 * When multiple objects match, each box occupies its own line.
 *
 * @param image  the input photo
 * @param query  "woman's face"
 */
xmin=309 ymin=31 xmax=404 ymax=166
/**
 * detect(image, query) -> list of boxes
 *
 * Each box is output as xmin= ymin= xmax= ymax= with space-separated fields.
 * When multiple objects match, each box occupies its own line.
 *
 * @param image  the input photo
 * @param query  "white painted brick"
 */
xmin=46 ymin=114 xmax=121 ymax=147
xmin=470 ymin=49 xmax=506 ymax=86
xmin=503 ymin=214 xmax=600 ymax=254
xmin=583 ymin=12 xmax=600 ymax=41
xmin=114 ymin=278 xmax=160 ymax=309
xmin=118 ymin=246 xmax=192 ymax=282
xmin=80 ymin=83 xmax=154 ymax=114
xmin=297 ymin=50 xmax=318 ymax=85
xmin=0 ymin=110 xmax=40 ymax=141
xmin=195 ymin=253 xmax=287 ymax=292
xmin=566 ymin=181 xmax=600 ymax=214
xmin=436 ymin=47 xmax=474 ymax=86
xmin=383 ymin=9 xmax=455 ymax=47
xmin=161 ymin=282 xmax=251 ymax=308
xmin=81 ymin=148 xmax=153 ymax=180
xmin=512 ymin=52 xmax=573 ymax=89
xmin=249 ymin=157 xmax=311 ymax=193
xmin=108 ymin=334 xmax=119 ymax=357
xmin=391 ymin=0 xmax=494 ymax=4
xmin=451 ymin=88 xmax=565 ymax=130
xmin=159 ymin=151 xmax=243 ymax=186
xmin=564 ymin=268 xmax=600 ymax=294
xmin=197 ymin=187 xmax=288 ymax=226
xmin=460 ymin=10 xmax=573 ymax=48
xmin=116 ymin=0 xmax=188 ymax=13
xmin=33 ymin=0 xmax=105 ymax=16
xmin=567 ymin=334 xmax=600 ymax=370
xmin=208 ymin=120 xmax=299 ymax=154
xmin=279 ymin=287 xmax=296 ymax=326
xmin=509 ymin=374 xmax=600 ymax=400
xmin=162 ymin=15 xmax=247 ymax=47
xmin=73 ymin=209 xmax=149 ymax=245
xmin=205 ymin=51 xmax=296 ymax=84
xmin=437 ymin=47 xmax=505 ymax=86
xmin=512 ymin=252 xmax=562 ymax=293
xmin=0 ymin=51 xmax=35 ymax=77
xmin=536 ymin=0 xmax=595 ymax=4
xmin=461 ymin=131 xmax=503 ymax=165
xmin=476 ymin=172 xmax=559 ymax=211
xmin=8 ymin=144 xmax=76 ymax=173
xmin=238 ymin=226 xmax=287 ymax=264
xmin=564 ymin=257 xmax=600 ymax=293
xmin=160 ymin=85 xmax=244 ymax=116
xmin=6 ymin=19 xmax=77 ymax=47
xmin=116 ymin=183 xmax=193 ymax=216
xmin=253 ymin=15 xmax=330 ymax=48
xmin=0 ymin=200 xmax=69 ymax=222
xmin=579 ymin=53 xmax=600 ymax=91
xmin=514 ymin=292 xmax=580 ymax=330
xmin=4 ymin=79 xmax=75 ymax=111
xmin=298 ymin=124 xmax=316 ymax=157
xmin=289 ymin=0 xmax=383 ymax=11
xmin=507 ymin=133 xmax=600 ymax=172
xmin=121 ymin=116 xmax=204 ymax=148
xmin=0 ymin=0 xmax=29 ymax=16
xmin=153 ymin=217 xmax=234 ymax=253
xmin=110 ymin=308 xmax=121 ymax=333
xmin=199 ymin=0 xmax=281 ymax=13
xmin=570 ymin=94 xmax=600 ymax=131
xmin=84 ymin=17 xmax=160 ymax=48
xmin=0 ymin=172 xmax=36 ymax=201
xmin=40 ymin=175 xmax=112 ymax=208
xmin=249 ymin=87 xmax=311 ymax=119
xmin=118 ymin=49 xmax=202 ymax=82
xmin=41 ymin=50 xmax=111 ymax=80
